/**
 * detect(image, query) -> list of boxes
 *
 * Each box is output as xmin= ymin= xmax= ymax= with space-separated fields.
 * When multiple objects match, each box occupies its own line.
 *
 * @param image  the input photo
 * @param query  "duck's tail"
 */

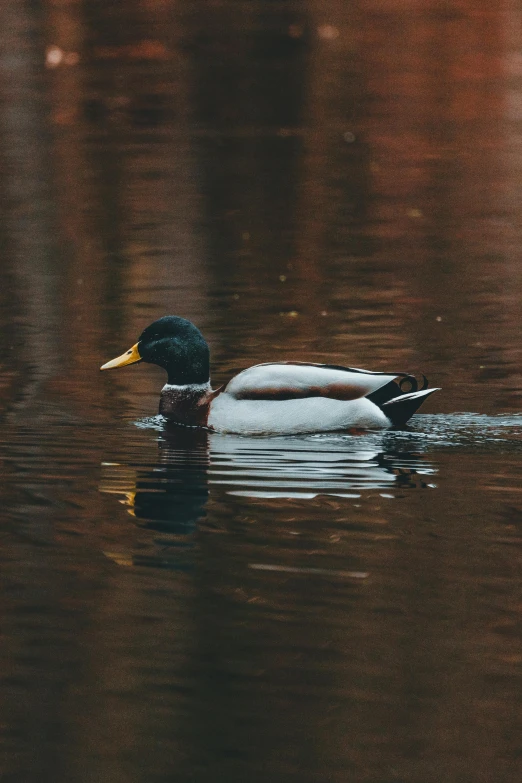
xmin=367 ymin=375 xmax=440 ymax=426
xmin=380 ymin=387 xmax=440 ymax=426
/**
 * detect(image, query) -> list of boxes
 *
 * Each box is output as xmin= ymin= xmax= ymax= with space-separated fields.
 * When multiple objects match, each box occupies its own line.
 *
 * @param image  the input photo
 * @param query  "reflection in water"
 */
xmin=208 ymin=434 xmax=436 ymax=498
xmin=100 ymin=423 xmax=436 ymax=569
xmin=100 ymin=410 xmax=522 ymax=571
xmin=100 ymin=426 xmax=210 ymax=568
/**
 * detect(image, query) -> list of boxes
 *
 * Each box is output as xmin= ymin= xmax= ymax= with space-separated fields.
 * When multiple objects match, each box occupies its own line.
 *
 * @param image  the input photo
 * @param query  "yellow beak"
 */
xmin=100 ymin=342 xmax=142 ymax=370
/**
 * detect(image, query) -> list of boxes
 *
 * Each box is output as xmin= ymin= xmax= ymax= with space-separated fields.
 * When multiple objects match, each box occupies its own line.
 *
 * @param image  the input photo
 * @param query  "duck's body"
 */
xmin=207 ymin=384 xmax=391 ymax=434
xmin=101 ymin=316 xmax=439 ymax=435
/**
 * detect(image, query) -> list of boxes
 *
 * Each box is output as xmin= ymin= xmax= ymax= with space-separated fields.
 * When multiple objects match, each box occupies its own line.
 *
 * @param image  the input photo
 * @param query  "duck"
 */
xmin=100 ymin=316 xmax=440 ymax=435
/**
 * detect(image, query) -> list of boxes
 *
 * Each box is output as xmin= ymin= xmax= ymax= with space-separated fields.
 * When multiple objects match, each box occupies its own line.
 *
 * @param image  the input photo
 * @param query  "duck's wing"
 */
xmin=224 ymin=362 xmax=413 ymax=401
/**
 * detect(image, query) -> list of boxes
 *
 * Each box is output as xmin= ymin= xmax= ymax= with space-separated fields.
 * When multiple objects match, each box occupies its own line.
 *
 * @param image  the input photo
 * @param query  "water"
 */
xmin=1 ymin=1 xmax=522 ymax=781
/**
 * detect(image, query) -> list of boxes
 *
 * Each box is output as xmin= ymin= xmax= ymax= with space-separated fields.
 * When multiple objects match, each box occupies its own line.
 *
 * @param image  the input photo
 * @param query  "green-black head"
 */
xmin=100 ymin=316 xmax=210 ymax=385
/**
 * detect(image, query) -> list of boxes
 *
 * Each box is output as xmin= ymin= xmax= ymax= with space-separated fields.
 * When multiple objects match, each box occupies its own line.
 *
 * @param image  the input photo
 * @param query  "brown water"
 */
xmin=1 ymin=1 xmax=522 ymax=781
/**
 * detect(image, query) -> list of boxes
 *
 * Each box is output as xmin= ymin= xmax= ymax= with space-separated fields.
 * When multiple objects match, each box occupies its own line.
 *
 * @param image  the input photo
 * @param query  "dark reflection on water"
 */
xmin=99 ymin=422 xmax=438 ymax=569
xmin=101 ymin=428 xmax=210 ymax=569
xmin=1 ymin=0 xmax=522 ymax=781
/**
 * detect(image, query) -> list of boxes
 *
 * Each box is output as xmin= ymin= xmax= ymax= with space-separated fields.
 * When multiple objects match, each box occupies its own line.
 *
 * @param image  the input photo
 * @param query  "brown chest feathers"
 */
xmin=159 ymin=384 xmax=218 ymax=427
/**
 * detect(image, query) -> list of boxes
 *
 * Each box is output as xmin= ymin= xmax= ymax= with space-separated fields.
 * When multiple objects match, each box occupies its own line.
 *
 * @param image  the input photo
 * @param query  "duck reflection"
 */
xmin=209 ymin=433 xmax=437 ymax=498
xmin=131 ymin=425 xmax=210 ymax=535
xmin=100 ymin=425 xmax=210 ymax=569
xmin=100 ymin=426 xmax=437 ymax=569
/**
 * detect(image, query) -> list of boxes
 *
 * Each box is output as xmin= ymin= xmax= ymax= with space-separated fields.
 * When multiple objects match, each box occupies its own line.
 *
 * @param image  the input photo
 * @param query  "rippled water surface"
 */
xmin=1 ymin=1 xmax=522 ymax=782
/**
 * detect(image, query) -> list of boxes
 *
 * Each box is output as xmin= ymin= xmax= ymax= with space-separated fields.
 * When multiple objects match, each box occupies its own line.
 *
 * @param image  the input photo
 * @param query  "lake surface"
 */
xmin=0 ymin=1 xmax=521 ymax=781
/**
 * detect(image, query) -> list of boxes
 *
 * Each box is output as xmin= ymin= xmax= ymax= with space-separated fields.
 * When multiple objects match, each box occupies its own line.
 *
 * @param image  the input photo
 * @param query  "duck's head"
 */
xmin=100 ymin=316 xmax=210 ymax=385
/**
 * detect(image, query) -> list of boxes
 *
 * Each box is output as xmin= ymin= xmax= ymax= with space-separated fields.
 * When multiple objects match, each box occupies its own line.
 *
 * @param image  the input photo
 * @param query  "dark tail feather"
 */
xmin=366 ymin=374 xmax=428 ymax=407
xmin=380 ymin=388 xmax=440 ymax=426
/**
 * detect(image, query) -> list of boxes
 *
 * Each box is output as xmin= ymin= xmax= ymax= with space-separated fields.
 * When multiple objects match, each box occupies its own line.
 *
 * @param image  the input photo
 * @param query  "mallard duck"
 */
xmin=100 ymin=316 xmax=439 ymax=435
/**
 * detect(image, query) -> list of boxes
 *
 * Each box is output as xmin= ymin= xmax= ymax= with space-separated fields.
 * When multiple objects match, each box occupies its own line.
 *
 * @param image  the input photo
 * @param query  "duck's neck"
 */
xmin=159 ymin=382 xmax=213 ymax=427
